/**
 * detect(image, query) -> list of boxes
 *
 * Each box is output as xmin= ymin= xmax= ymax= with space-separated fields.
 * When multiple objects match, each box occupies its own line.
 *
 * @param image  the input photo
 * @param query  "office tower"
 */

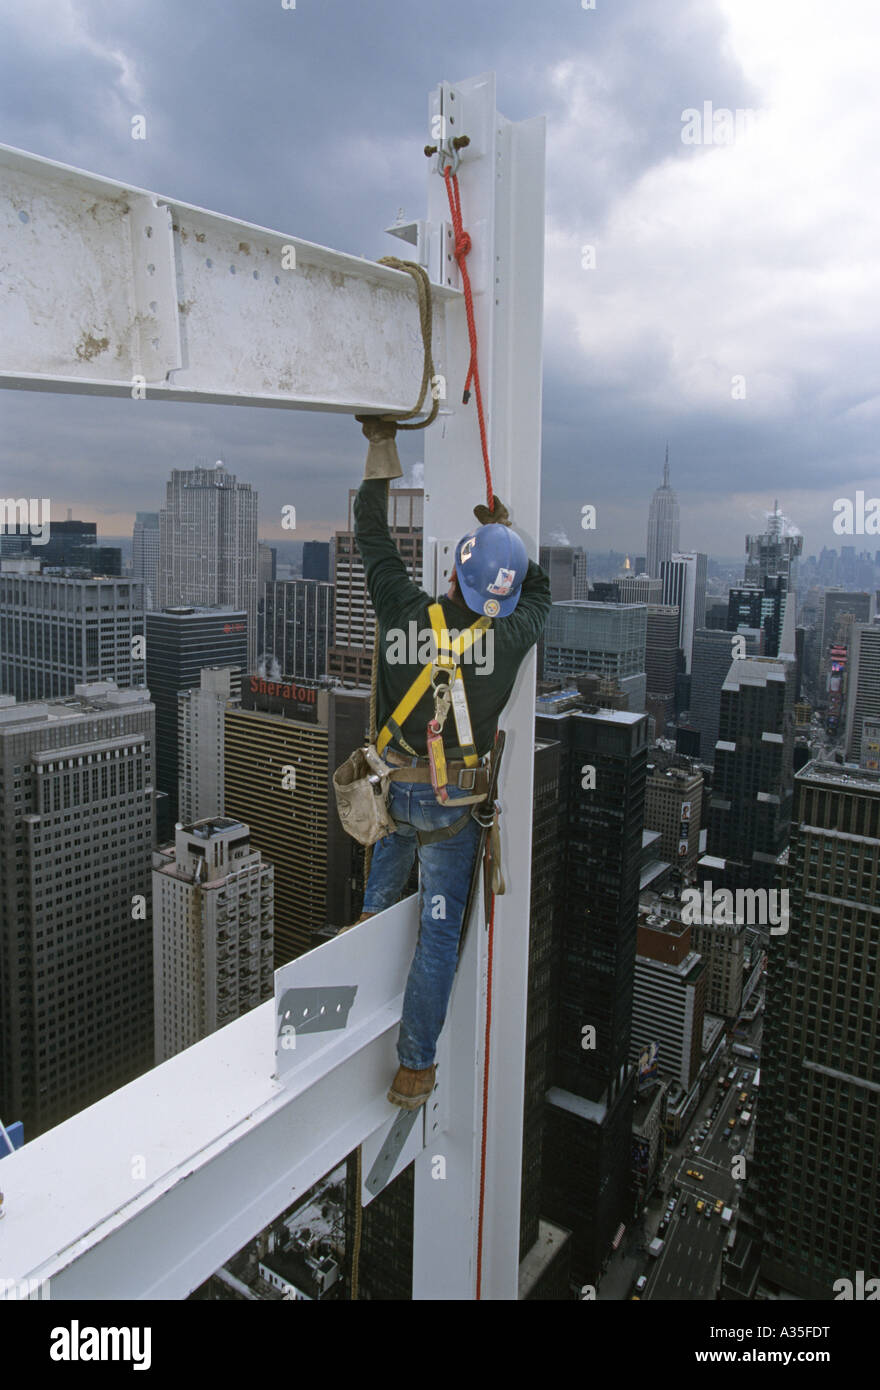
xmin=328 ymin=487 xmax=422 ymax=685
xmin=645 ymin=446 xmax=680 ymax=579
xmin=535 ymin=704 xmax=649 ymax=1284
xmin=263 ymin=579 xmax=335 ymax=683
xmin=37 ymin=518 xmax=96 ymax=565
xmin=688 ymin=900 xmax=746 ymax=1019
xmin=152 ymin=818 xmax=274 ymax=1063
xmin=727 ymin=575 xmax=787 ymax=658
xmin=707 ymin=606 xmax=797 ymax=893
xmin=704 ymin=598 xmax=728 ymax=630
xmin=743 ymin=502 xmax=803 ymax=591
xmin=731 ymin=762 xmax=880 ymax=1300
xmin=844 ymin=624 xmax=880 ymax=763
xmin=325 ymin=687 xmax=371 ymax=929
xmin=224 ymin=679 xmax=330 ymax=963
xmin=178 ymin=666 xmax=239 ymax=824
xmin=539 ymin=545 xmax=589 ymax=601
xmin=158 ymin=464 xmax=259 ymax=667
xmin=618 ymin=575 xmax=662 ymax=605
xmin=631 ymin=908 xmax=706 ymax=1089
xmin=258 ymin=542 xmax=276 ymax=587
xmin=644 ymin=763 xmax=703 ymax=870
xmin=821 ymin=591 xmax=872 ymax=658
xmin=302 ymin=541 xmax=331 ymax=582
xmin=145 ymin=608 xmax=246 ymax=836
xmin=0 ymin=564 xmax=145 ymax=702
xmin=689 ymin=628 xmax=761 ymax=765
xmin=543 ymin=602 xmax=647 ymax=712
xmin=342 ymin=739 xmax=571 ymax=1301
xmin=0 ymin=683 xmax=155 ymax=1139
xmin=661 ymin=552 xmax=707 ymax=672
xmin=644 ymin=605 xmax=680 ymax=736
xmin=132 ymin=512 xmax=160 ymax=610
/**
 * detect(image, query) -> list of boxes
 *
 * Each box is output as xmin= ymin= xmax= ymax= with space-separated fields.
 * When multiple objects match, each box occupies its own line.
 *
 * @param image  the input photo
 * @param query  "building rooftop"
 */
xmin=797 ymin=760 xmax=880 ymax=793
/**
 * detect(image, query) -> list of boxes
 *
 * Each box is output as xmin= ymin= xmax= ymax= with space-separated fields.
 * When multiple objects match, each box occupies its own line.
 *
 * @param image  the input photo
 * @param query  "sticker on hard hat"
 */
xmin=487 ymin=567 xmax=516 ymax=596
xmin=459 ymin=536 xmax=476 ymax=563
xmin=483 ymin=598 xmax=501 ymax=617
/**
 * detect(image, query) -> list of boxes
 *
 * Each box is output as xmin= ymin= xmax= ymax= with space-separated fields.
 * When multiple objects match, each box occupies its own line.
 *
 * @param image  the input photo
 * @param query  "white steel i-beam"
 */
xmin=0 ymin=72 xmax=545 ymax=1302
xmin=0 ymin=145 xmax=451 ymax=413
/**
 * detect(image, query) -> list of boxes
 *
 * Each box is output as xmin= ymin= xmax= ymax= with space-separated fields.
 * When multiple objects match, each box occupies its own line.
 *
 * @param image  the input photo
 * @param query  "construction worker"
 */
xmin=350 ymin=417 xmax=551 ymax=1110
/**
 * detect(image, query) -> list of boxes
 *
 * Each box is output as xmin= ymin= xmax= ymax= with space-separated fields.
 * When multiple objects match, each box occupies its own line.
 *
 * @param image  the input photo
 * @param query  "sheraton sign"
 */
xmin=242 ymin=675 xmax=320 ymax=721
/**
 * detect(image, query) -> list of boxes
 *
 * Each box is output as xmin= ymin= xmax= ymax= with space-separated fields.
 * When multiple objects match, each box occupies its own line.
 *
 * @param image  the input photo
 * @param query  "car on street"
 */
xmin=680 ymin=1203 xmax=689 ymax=1218
xmin=695 ymin=1199 xmax=705 ymax=1214
xmin=635 ymin=1274 xmax=648 ymax=1293
xmin=686 ymin=1169 xmax=704 ymax=1181
xmin=714 ymin=1199 xmax=724 ymax=1215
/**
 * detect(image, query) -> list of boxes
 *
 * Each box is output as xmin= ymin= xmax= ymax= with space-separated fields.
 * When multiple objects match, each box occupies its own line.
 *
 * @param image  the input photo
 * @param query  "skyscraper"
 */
xmin=543 ymin=602 xmax=647 ymax=711
xmin=132 ymin=512 xmax=160 ymax=611
xmin=0 ymin=683 xmax=155 ymax=1138
xmin=328 ymin=486 xmax=422 ymax=685
xmin=644 ymin=762 xmax=703 ymax=870
xmin=302 ymin=541 xmax=331 ymax=582
xmin=263 ymin=579 xmax=335 ymax=682
xmin=661 ymin=552 xmax=707 ymax=672
xmin=727 ymin=575 xmax=787 ymax=658
xmin=158 ymin=464 xmax=259 ymax=667
xmin=743 ymin=503 xmax=803 ymax=591
xmin=178 ymin=666 xmax=240 ymax=824
xmin=645 ymin=446 xmax=680 ymax=580
xmin=152 ymin=818 xmax=274 ymax=1063
xmin=0 ymin=564 xmax=145 ymax=702
xmin=224 ymin=679 xmax=330 ymax=963
xmin=707 ymin=605 xmax=797 ymax=893
xmin=732 ymin=762 xmax=880 ymax=1299
xmin=145 ymin=608 xmax=247 ymax=836
xmin=538 ymin=545 xmax=589 ymax=601
xmin=535 ymin=704 xmax=648 ymax=1284
xmin=644 ymin=604 xmax=680 ymax=736
xmin=844 ymin=623 xmax=880 ymax=764
xmin=688 ymin=627 xmax=761 ymax=764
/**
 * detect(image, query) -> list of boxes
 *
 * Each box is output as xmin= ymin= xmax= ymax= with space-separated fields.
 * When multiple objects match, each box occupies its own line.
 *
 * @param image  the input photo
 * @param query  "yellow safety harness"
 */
xmin=376 ymin=602 xmax=491 ymax=770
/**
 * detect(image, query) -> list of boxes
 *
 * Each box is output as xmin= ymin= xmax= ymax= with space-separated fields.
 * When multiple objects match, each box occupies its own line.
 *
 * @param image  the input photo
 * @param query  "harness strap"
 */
xmin=376 ymin=604 xmax=490 ymax=764
xmin=416 ymin=806 xmax=475 ymax=845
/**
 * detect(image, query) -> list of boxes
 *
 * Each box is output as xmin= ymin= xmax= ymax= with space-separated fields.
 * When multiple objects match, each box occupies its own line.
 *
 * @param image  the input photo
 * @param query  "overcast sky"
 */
xmin=2 ymin=0 xmax=878 ymax=560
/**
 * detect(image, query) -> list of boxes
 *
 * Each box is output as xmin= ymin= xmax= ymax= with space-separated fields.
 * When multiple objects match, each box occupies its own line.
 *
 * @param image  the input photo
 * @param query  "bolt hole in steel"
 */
xmin=145 ymin=225 xmax=152 ymax=237
xmin=274 ymin=275 xmax=280 ymax=284
xmin=230 ymin=264 xmax=236 ymax=274
xmin=149 ymin=301 xmax=158 ymax=313
xmin=253 ymin=270 xmax=259 ymax=280
xmin=146 ymin=263 xmax=155 ymax=275
xmin=18 ymin=210 xmax=29 ymax=223
xmin=206 ymin=257 xmax=213 ymax=268
xmin=151 ymin=338 xmax=159 ymax=350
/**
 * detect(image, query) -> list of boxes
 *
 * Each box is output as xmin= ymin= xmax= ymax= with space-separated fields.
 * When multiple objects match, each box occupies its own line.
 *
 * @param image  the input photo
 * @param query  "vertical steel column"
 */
xmin=412 ymin=73 xmax=546 ymax=1300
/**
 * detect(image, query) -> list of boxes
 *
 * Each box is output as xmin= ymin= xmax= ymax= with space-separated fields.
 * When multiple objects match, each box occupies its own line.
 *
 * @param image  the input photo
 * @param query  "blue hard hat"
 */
xmin=454 ymin=523 xmax=529 ymax=617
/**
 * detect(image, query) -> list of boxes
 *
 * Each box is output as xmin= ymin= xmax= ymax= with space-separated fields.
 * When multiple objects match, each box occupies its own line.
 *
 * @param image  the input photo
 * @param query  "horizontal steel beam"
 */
xmin=0 ymin=900 xmax=421 ymax=1300
xmin=0 ymin=143 xmax=454 ymax=412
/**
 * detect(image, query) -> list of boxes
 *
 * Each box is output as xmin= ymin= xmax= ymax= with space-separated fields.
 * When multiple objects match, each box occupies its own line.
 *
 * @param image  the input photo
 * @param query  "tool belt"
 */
xmin=333 ymin=603 xmax=493 ymax=847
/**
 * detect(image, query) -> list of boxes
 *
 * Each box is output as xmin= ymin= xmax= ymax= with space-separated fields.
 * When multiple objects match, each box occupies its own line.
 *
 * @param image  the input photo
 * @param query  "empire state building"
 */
xmin=646 ymin=445 xmax=680 ymax=579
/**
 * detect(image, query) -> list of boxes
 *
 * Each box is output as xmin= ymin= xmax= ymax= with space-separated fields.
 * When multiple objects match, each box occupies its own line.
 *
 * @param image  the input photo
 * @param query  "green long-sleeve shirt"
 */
xmin=353 ymin=478 xmax=552 ymax=758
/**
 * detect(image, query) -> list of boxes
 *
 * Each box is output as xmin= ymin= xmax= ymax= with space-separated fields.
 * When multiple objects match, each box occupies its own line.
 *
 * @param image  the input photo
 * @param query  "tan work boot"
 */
xmin=387 ymin=1063 xmax=436 ymax=1110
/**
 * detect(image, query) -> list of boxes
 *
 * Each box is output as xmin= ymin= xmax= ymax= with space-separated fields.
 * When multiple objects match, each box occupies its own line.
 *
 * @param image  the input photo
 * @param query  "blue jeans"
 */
xmin=362 ymin=779 xmax=482 ymax=1070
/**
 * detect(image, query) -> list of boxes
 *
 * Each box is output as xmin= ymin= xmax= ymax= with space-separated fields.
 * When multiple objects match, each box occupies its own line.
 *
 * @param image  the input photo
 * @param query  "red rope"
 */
xmin=443 ymin=166 xmax=494 ymax=513
xmin=475 ymin=891 xmax=495 ymax=1301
